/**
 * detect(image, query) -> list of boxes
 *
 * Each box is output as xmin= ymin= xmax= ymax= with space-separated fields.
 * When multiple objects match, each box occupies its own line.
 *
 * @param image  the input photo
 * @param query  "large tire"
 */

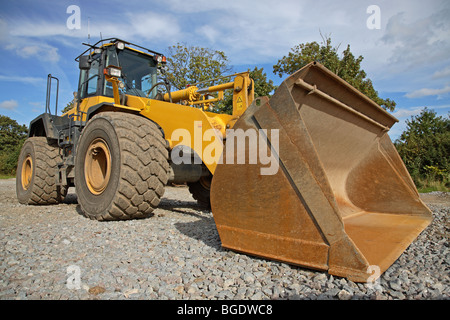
xmin=16 ymin=137 xmax=67 ymax=205
xmin=74 ymin=112 xmax=169 ymax=220
xmin=188 ymin=174 xmax=212 ymax=207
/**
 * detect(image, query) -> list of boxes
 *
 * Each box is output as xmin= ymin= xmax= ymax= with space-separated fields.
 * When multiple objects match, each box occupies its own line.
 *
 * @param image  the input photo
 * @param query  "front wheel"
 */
xmin=16 ymin=137 xmax=67 ymax=205
xmin=188 ymin=174 xmax=212 ymax=207
xmin=74 ymin=112 xmax=169 ymax=220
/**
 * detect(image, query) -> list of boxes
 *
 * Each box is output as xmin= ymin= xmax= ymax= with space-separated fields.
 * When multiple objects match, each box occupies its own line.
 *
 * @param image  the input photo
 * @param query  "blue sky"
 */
xmin=0 ymin=0 xmax=449 ymax=140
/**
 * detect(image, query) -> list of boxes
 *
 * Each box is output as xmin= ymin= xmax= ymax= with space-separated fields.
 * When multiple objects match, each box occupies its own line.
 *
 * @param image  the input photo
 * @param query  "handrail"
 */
xmin=46 ymin=74 xmax=59 ymax=115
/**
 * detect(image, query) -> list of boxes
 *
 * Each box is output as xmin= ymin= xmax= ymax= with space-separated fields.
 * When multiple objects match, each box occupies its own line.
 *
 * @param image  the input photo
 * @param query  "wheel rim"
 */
xmin=21 ymin=155 xmax=33 ymax=190
xmin=84 ymin=138 xmax=112 ymax=195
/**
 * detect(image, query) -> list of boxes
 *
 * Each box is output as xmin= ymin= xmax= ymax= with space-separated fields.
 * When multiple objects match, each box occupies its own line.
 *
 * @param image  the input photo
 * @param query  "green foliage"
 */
xmin=218 ymin=67 xmax=277 ymax=115
xmin=394 ymin=108 xmax=450 ymax=190
xmin=0 ymin=115 xmax=28 ymax=175
xmin=62 ymin=101 xmax=74 ymax=114
xmin=273 ymin=35 xmax=396 ymax=111
xmin=166 ymin=44 xmax=276 ymax=115
xmin=166 ymin=43 xmax=232 ymax=90
xmin=250 ymin=66 xmax=277 ymax=98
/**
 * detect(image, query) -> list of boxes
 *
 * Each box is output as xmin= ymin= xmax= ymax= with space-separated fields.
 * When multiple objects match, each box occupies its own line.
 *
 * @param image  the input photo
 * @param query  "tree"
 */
xmin=62 ymin=101 xmax=74 ymax=114
xmin=166 ymin=44 xmax=276 ymax=115
xmin=250 ymin=66 xmax=277 ymax=98
xmin=166 ymin=43 xmax=232 ymax=90
xmin=0 ymin=115 xmax=28 ymax=175
xmin=0 ymin=115 xmax=28 ymax=152
xmin=394 ymin=108 xmax=450 ymax=186
xmin=273 ymin=35 xmax=396 ymax=111
xmin=215 ymin=67 xmax=276 ymax=115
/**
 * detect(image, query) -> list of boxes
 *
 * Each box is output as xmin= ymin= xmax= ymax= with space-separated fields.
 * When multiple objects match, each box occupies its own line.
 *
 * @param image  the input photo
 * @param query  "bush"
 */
xmin=395 ymin=108 xmax=450 ymax=192
xmin=0 ymin=115 xmax=28 ymax=175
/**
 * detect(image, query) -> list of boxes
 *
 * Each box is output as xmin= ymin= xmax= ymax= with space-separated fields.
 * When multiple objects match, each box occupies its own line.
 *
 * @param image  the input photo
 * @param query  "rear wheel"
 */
xmin=74 ymin=112 xmax=169 ymax=220
xmin=16 ymin=137 xmax=67 ymax=204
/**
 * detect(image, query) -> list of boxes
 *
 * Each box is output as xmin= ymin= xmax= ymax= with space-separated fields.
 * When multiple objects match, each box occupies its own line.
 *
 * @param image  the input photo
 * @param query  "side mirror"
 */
xmin=79 ymin=55 xmax=91 ymax=70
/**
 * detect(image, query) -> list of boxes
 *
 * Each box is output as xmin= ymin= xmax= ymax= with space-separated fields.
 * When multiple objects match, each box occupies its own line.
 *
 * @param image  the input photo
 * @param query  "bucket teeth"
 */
xmin=210 ymin=62 xmax=432 ymax=282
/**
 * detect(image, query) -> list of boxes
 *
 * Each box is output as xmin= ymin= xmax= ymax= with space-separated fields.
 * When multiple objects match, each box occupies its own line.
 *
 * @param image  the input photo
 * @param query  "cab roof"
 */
xmin=75 ymin=38 xmax=165 ymax=62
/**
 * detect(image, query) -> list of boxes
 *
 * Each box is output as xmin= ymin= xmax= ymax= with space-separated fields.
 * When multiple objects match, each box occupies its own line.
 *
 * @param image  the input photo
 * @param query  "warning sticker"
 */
xmin=236 ymin=96 xmax=243 ymax=110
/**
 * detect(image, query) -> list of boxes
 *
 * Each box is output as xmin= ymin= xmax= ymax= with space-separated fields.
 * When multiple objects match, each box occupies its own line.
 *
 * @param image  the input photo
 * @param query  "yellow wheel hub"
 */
xmin=84 ymin=138 xmax=112 ymax=195
xmin=21 ymin=155 xmax=33 ymax=190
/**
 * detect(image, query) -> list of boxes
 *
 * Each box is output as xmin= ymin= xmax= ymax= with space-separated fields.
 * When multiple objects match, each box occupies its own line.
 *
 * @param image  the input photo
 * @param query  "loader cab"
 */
xmin=77 ymin=39 xmax=164 ymax=102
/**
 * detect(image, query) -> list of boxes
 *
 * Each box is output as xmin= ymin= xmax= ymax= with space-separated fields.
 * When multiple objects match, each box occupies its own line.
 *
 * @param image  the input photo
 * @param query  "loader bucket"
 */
xmin=210 ymin=62 xmax=432 ymax=282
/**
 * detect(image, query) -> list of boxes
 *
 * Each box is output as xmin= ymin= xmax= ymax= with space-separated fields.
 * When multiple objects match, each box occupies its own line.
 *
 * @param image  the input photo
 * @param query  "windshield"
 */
xmin=104 ymin=47 xmax=158 ymax=98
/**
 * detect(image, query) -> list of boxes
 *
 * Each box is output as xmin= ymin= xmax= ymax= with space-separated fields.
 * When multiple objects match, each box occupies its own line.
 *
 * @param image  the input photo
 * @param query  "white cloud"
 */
xmin=127 ymin=11 xmax=182 ymax=41
xmin=1 ymin=0 xmax=449 ymax=96
xmin=3 ymin=1 xmax=446 ymax=71
xmin=406 ymin=85 xmax=450 ymax=98
xmin=1 ymin=20 xmax=81 ymax=68
xmin=381 ymin=8 xmax=450 ymax=67
xmin=392 ymin=104 xmax=450 ymax=118
xmin=29 ymin=101 xmax=45 ymax=113
xmin=0 ymin=99 xmax=19 ymax=110
xmin=154 ymin=0 xmax=450 ymax=75
xmin=18 ymin=44 xmax=59 ymax=62
xmin=10 ymin=21 xmax=76 ymax=38
xmin=392 ymin=106 xmax=425 ymax=118
xmin=4 ymin=38 xmax=60 ymax=63
xmin=2 ymin=9 xmax=181 ymax=59
xmin=432 ymin=66 xmax=450 ymax=80
xmin=196 ymin=25 xmax=219 ymax=44
xmin=390 ymin=104 xmax=450 ymax=140
xmin=178 ymin=0 xmax=307 ymax=63
xmin=0 ymin=75 xmax=44 ymax=85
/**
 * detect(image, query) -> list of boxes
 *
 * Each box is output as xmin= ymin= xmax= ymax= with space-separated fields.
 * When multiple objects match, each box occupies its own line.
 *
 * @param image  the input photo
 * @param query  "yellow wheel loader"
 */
xmin=16 ymin=38 xmax=431 ymax=282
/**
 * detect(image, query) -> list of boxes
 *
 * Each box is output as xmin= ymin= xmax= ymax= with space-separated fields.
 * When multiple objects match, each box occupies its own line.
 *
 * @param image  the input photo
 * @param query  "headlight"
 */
xmin=116 ymin=42 xmax=125 ymax=50
xmin=154 ymin=55 xmax=162 ymax=63
xmin=154 ymin=55 xmax=167 ymax=63
xmin=104 ymin=66 xmax=122 ymax=78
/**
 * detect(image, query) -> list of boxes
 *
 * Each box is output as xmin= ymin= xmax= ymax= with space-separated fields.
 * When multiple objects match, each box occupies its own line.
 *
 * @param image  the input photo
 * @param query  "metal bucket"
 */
xmin=210 ymin=62 xmax=432 ymax=282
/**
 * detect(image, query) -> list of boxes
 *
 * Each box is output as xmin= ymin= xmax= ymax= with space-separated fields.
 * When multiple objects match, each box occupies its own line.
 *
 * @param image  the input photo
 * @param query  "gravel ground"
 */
xmin=0 ymin=178 xmax=448 ymax=300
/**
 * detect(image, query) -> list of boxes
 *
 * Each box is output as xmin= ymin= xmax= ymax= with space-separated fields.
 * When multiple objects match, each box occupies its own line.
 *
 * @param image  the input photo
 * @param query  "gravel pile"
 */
xmin=0 ymin=179 xmax=448 ymax=300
